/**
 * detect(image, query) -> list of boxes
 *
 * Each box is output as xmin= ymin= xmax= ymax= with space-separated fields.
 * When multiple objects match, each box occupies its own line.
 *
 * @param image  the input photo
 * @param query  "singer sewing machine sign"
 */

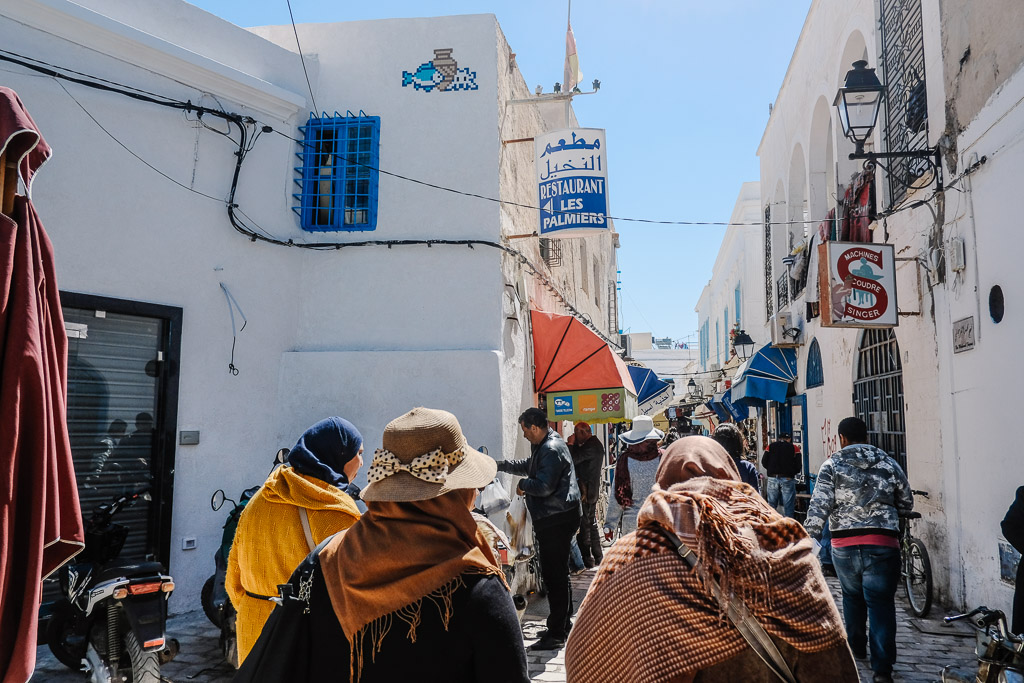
xmin=535 ymin=128 xmax=609 ymax=236
xmin=819 ymin=241 xmax=899 ymax=328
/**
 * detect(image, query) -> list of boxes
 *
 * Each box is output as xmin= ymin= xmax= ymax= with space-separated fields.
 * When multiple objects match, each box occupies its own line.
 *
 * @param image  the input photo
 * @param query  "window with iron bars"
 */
xmin=764 ymin=205 xmax=774 ymax=320
xmin=540 ymin=238 xmax=563 ymax=267
xmin=293 ymin=111 xmax=380 ymax=231
xmin=879 ymin=0 xmax=929 ymax=207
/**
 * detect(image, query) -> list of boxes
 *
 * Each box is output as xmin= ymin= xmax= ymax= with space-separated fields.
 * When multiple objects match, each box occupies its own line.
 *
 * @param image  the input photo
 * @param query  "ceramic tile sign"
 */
xmin=819 ymin=241 xmax=899 ymax=328
xmin=535 ymin=128 xmax=609 ymax=237
xmin=401 ymin=49 xmax=478 ymax=92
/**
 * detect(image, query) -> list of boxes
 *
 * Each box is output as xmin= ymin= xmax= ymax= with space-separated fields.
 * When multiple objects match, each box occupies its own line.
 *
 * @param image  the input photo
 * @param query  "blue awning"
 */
xmin=732 ymin=345 xmax=798 ymax=406
xmin=627 ymin=365 xmax=674 ymax=415
xmin=708 ymin=395 xmax=731 ymax=421
xmin=721 ymin=388 xmax=749 ymax=421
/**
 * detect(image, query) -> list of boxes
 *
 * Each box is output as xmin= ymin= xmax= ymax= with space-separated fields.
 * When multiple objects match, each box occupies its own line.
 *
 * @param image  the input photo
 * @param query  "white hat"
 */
xmin=618 ymin=415 xmax=665 ymax=446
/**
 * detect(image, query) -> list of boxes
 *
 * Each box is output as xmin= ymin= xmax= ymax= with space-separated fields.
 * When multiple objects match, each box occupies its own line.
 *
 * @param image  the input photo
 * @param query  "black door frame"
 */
xmin=60 ymin=291 xmax=182 ymax=568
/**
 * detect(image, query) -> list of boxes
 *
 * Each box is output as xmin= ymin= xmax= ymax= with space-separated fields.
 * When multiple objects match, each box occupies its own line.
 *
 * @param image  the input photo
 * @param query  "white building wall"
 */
xmin=2 ymin=1 xmax=613 ymax=613
xmin=694 ymin=181 xmax=765 ymax=376
xmin=755 ymin=0 xmax=955 ymax=603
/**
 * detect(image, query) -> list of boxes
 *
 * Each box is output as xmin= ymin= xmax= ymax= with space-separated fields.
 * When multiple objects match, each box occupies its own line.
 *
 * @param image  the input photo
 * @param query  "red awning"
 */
xmin=530 ymin=309 xmax=635 ymax=394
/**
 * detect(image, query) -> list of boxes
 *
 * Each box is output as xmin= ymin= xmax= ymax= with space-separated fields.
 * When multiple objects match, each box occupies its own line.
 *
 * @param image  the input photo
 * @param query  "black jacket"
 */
xmin=498 ymin=429 xmax=581 ymax=526
xmin=236 ymin=544 xmax=529 ymax=683
xmin=1002 ymin=485 xmax=1024 ymax=633
xmin=762 ymin=441 xmax=801 ymax=478
xmin=570 ymin=436 xmax=605 ymax=504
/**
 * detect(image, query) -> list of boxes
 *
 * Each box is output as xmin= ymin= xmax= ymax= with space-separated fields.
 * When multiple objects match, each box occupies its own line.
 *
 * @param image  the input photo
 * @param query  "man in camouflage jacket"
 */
xmin=803 ymin=417 xmax=912 ymax=683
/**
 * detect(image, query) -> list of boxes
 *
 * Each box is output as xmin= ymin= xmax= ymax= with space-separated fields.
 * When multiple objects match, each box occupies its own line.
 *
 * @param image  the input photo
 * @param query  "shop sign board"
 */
xmin=819 ymin=242 xmax=899 ymax=328
xmin=953 ymin=316 xmax=975 ymax=353
xmin=546 ymin=386 xmax=635 ymax=423
xmin=535 ymin=128 xmax=609 ymax=237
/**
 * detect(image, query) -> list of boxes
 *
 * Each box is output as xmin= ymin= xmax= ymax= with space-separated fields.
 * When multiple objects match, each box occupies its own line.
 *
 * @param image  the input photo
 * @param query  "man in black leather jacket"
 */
xmin=498 ymin=407 xmax=581 ymax=651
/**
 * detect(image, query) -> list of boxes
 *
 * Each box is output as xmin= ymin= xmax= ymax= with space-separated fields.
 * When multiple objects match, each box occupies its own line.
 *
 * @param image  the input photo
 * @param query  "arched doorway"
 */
xmin=852 ymin=329 xmax=907 ymax=472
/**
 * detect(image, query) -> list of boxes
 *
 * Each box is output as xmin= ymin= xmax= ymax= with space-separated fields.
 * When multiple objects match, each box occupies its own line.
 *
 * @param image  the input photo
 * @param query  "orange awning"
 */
xmin=531 ymin=310 xmax=636 ymax=394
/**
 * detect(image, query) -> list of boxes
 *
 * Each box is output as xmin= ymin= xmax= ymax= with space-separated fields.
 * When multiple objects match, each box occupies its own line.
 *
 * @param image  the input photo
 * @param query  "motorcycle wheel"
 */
xmin=201 ymin=575 xmax=222 ymax=627
xmin=46 ymin=603 xmax=88 ymax=671
xmin=903 ymin=537 xmax=933 ymax=618
xmin=121 ymin=629 xmax=161 ymax=683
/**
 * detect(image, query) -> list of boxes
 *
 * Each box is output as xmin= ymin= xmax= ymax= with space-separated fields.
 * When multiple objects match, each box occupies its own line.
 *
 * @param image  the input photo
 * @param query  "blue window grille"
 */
xmin=293 ymin=111 xmax=380 ymax=232
xmin=807 ymin=337 xmax=824 ymax=388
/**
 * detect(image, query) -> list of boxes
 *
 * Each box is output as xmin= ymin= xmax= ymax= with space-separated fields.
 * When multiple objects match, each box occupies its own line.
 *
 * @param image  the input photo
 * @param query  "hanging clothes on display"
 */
xmin=840 ymin=168 xmax=874 ymax=243
xmin=0 ymin=86 xmax=84 ymax=683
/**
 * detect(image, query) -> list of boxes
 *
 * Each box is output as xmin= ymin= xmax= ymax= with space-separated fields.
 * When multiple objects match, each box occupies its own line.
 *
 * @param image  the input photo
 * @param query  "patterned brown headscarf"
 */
xmin=566 ymin=436 xmax=847 ymax=683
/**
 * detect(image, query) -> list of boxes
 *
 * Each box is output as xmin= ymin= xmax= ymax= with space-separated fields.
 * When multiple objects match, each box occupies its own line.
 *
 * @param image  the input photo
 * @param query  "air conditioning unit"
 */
xmin=770 ymin=312 xmax=802 ymax=347
xmin=619 ymin=334 xmax=632 ymax=357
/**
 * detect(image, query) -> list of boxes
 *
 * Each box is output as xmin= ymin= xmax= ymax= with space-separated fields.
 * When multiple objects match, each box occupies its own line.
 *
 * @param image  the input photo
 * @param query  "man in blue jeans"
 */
xmin=762 ymin=432 xmax=800 ymax=517
xmin=803 ymin=417 xmax=913 ymax=683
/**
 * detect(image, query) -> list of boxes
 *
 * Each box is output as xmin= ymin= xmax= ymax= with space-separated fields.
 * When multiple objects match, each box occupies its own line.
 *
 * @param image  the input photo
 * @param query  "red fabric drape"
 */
xmin=840 ymin=168 xmax=874 ymax=243
xmin=0 ymin=87 xmax=84 ymax=683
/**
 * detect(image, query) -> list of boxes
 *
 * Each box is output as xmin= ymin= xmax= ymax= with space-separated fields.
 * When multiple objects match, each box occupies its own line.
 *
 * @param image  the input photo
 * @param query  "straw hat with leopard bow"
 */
xmin=361 ymin=407 xmax=497 ymax=502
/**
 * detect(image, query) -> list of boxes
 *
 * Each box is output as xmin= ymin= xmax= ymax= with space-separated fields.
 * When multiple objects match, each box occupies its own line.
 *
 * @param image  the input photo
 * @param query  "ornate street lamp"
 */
xmin=686 ymin=378 xmax=702 ymax=400
xmin=834 ymin=60 xmax=943 ymax=190
xmin=732 ymin=329 xmax=756 ymax=362
xmin=834 ymin=60 xmax=884 ymax=155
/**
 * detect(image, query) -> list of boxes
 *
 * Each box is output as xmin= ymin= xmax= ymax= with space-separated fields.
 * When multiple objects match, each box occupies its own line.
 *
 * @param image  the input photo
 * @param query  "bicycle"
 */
xmin=899 ymin=489 xmax=933 ymax=618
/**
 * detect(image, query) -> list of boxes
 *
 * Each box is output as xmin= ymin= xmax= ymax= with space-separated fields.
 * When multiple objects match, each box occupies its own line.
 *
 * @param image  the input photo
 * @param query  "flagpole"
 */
xmin=565 ymin=0 xmax=572 ymax=125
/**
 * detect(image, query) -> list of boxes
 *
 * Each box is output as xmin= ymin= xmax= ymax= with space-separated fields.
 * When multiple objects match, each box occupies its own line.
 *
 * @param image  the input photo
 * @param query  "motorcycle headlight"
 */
xmin=998 ymin=669 xmax=1024 ymax=683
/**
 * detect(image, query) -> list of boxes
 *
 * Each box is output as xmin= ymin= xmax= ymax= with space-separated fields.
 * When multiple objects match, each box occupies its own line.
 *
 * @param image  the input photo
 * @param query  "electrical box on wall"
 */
xmin=949 ymin=236 xmax=967 ymax=273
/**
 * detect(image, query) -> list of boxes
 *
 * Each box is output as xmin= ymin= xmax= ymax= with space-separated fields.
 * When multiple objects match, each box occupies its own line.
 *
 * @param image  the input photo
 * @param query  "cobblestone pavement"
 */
xmin=32 ymin=569 xmax=979 ymax=682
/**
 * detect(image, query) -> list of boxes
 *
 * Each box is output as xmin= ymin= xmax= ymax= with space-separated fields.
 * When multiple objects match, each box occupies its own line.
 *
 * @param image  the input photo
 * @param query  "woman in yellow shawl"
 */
xmin=226 ymin=417 xmax=363 ymax=665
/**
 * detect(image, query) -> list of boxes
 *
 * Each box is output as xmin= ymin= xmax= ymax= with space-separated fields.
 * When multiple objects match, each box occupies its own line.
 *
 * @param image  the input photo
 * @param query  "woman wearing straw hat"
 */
xmin=236 ymin=407 xmax=528 ymax=683
xmin=605 ymin=414 xmax=664 ymax=537
xmin=226 ymin=417 xmax=363 ymax=665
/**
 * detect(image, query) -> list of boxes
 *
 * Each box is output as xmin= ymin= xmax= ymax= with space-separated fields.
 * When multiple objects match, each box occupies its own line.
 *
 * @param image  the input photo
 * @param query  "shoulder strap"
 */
xmin=298 ymin=507 xmax=316 ymax=552
xmin=661 ymin=528 xmax=798 ymax=683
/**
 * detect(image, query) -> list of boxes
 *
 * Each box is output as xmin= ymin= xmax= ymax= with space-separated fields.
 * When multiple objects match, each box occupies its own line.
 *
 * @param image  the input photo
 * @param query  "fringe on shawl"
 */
xmin=347 ymin=567 xmax=505 ymax=682
xmin=684 ymin=492 xmax=783 ymax=623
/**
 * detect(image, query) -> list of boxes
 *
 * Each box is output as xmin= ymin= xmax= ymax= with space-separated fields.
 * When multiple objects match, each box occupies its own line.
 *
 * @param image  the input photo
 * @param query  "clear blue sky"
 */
xmin=188 ymin=0 xmax=811 ymax=342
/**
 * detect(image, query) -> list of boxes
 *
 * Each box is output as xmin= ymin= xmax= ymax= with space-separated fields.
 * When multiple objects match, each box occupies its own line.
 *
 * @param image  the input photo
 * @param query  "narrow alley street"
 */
xmin=33 ymin=569 xmax=978 ymax=682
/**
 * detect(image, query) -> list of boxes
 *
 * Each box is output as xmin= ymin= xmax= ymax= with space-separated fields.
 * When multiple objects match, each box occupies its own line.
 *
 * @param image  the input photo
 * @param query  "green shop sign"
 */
xmin=545 ymin=387 xmax=638 ymax=424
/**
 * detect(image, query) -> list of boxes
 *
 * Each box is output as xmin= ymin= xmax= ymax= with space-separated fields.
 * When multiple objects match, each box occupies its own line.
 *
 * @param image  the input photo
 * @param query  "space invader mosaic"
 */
xmin=401 ymin=48 xmax=478 ymax=92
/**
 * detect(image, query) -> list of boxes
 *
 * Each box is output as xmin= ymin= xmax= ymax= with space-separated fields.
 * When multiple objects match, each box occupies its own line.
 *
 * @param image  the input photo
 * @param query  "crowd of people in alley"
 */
xmin=221 ymin=405 xmax=1015 ymax=683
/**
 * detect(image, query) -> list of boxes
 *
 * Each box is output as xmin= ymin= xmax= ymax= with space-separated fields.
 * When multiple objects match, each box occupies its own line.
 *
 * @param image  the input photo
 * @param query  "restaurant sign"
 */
xmin=819 ymin=242 xmax=899 ymax=328
xmin=535 ymin=128 xmax=609 ymax=237
xmin=546 ymin=386 xmax=636 ymax=424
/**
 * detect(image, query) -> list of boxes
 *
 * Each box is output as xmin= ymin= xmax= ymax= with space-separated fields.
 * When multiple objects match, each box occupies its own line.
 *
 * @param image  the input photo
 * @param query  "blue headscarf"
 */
xmin=286 ymin=417 xmax=363 ymax=495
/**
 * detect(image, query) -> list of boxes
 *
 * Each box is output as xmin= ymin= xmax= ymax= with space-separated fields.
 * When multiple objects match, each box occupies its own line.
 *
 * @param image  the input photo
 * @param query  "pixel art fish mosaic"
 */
xmin=402 ymin=48 xmax=478 ymax=92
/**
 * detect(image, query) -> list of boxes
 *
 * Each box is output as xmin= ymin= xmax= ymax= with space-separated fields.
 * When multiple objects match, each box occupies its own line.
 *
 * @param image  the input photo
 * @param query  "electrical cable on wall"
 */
xmin=219 ymin=283 xmax=248 ymax=375
xmin=0 ymin=47 xmax=981 ymax=348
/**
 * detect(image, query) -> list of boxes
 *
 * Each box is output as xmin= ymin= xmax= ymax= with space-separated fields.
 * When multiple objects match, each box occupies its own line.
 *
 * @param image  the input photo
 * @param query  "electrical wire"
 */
xmin=284 ymin=0 xmax=319 ymax=116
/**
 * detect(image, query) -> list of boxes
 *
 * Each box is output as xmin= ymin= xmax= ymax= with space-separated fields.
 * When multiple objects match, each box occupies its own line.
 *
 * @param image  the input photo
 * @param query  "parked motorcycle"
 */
xmin=942 ymin=606 xmax=1024 ymax=683
xmin=47 ymin=489 xmax=177 ymax=682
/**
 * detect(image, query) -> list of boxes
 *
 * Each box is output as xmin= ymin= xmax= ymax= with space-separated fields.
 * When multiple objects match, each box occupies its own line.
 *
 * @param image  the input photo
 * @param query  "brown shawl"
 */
xmin=319 ymin=489 xmax=506 ymax=681
xmin=566 ymin=437 xmax=850 ymax=683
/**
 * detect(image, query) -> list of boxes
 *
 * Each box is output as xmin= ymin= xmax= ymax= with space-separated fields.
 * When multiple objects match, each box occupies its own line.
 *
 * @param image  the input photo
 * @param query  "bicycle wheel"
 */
xmin=903 ymin=537 xmax=933 ymax=617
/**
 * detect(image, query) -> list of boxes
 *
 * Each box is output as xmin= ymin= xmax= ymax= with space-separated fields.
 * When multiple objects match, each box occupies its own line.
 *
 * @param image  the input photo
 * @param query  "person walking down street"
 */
xmin=234 ymin=407 xmax=528 ymax=683
xmin=803 ymin=417 xmax=913 ymax=683
xmin=565 ymin=436 xmax=858 ymax=683
xmin=497 ymin=407 xmax=581 ymax=651
xmin=762 ymin=432 xmax=800 ymax=518
xmin=569 ymin=421 xmax=605 ymax=569
xmin=1001 ymin=486 xmax=1024 ymax=633
xmin=606 ymin=415 xmax=664 ymax=537
xmin=711 ymin=423 xmax=760 ymax=491
xmin=226 ymin=417 xmax=363 ymax=665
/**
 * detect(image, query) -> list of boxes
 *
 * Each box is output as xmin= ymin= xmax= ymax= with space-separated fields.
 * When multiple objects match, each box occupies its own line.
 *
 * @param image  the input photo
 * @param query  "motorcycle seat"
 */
xmin=95 ymin=561 xmax=165 ymax=584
